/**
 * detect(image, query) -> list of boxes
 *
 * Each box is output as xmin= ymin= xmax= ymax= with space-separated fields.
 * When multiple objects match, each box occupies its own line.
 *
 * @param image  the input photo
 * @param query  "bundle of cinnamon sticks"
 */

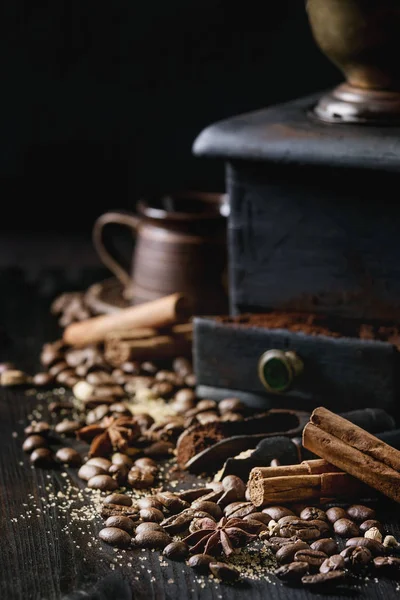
xmin=248 ymin=407 xmax=400 ymax=506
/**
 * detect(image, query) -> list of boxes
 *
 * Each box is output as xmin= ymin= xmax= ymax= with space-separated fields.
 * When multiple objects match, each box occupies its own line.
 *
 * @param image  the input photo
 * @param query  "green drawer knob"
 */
xmin=258 ymin=350 xmax=303 ymax=394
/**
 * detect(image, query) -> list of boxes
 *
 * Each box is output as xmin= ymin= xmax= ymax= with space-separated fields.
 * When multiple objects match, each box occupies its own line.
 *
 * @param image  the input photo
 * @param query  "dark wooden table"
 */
xmin=0 ymin=264 xmax=399 ymax=600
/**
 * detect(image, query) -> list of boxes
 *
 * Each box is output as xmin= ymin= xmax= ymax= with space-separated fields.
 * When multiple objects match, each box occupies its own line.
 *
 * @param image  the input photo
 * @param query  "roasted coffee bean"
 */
xmin=64 ymin=349 xmax=87 ymax=368
xmin=217 ymin=475 xmax=246 ymax=506
xmin=109 ymin=463 xmax=129 ymax=485
xmin=111 ymin=452 xmax=134 ymax=469
xmin=345 ymin=537 xmax=385 ymax=555
xmin=196 ymin=411 xmax=220 ymax=425
xmin=294 ymin=549 xmax=328 ymax=571
xmin=100 ymin=502 xmax=139 ymax=520
xmin=186 ymin=399 xmax=217 ymax=416
xmin=0 ymin=361 xmax=15 ymax=373
xmin=99 ymin=526 xmax=131 ymax=548
xmin=55 ymin=447 xmax=82 ymax=466
xmin=134 ymin=457 xmax=157 ymax=473
xmin=127 ymin=467 xmax=154 ymax=489
xmin=56 ymin=369 xmax=76 ymax=384
xmin=275 ymin=561 xmax=309 ymax=581
xmin=308 ymin=519 xmax=330 ymax=536
xmin=276 ymin=541 xmax=310 ymax=564
xmin=278 ymin=516 xmax=298 ymax=526
xmin=373 ymin=556 xmax=400 ymax=574
xmin=280 ymin=519 xmax=321 ymax=541
xmin=155 ymin=370 xmax=177 ymax=383
xmin=135 ymin=522 xmax=164 ymax=535
xmin=87 ymin=457 xmax=112 ymax=470
xmin=218 ymin=397 xmax=245 ymax=415
xmin=24 ymin=421 xmax=50 ymax=436
xmin=244 ymin=512 xmax=270 ymax=525
xmin=220 ymin=412 xmax=244 ymax=422
xmin=105 ymin=515 xmax=135 ymax=535
xmin=189 ymin=516 xmax=216 ymax=533
xmin=340 ymin=546 xmax=373 ymax=572
xmin=184 ymin=373 xmax=197 ymax=387
xmin=187 ymin=554 xmax=214 ymax=574
xmin=359 ymin=519 xmax=384 ymax=535
xmin=122 ymin=361 xmax=141 ymax=374
xmin=134 ymin=529 xmax=171 ymax=549
xmin=347 ymin=504 xmax=376 ymax=523
xmin=302 ymin=571 xmax=346 ymax=587
xmin=320 ymin=555 xmax=345 ymax=574
xmin=139 ymin=508 xmax=164 ymax=523
xmin=263 ymin=506 xmax=295 ymax=521
xmin=104 ymin=493 xmax=132 ymax=507
xmin=49 ymin=401 xmax=74 ymax=413
xmin=334 ymin=518 xmax=359 ymax=538
xmin=87 ymin=474 xmax=118 ymax=491
xmin=137 ymin=496 xmax=163 ymax=511
xmin=209 ymin=561 xmax=240 ymax=582
xmin=311 ymin=538 xmax=337 ymax=556
xmin=163 ymin=541 xmax=189 ymax=561
xmin=23 ymin=435 xmax=48 ymax=453
xmin=162 ymin=510 xmax=201 ymax=534
xmin=268 ymin=536 xmax=301 ymax=553
xmin=109 ymin=402 xmax=130 ymax=416
xmin=33 ymin=372 xmax=54 ymax=387
xmin=41 ymin=347 xmax=64 ymax=368
xmin=172 ymin=357 xmax=192 ymax=377
xmin=222 ymin=501 xmax=255 ymax=520
xmin=1 ymin=369 xmax=30 ymax=386
xmin=55 ymin=420 xmax=81 ymax=435
xmin=78 ymin=463 xmax=107 ymax=481
xmin=86 ymin=371 xmax=114 ymax=385
xmin=30 ymin=447 xmax=55 ymax=467
xmin=191 ymin=501 xmax=222 ymax=521
xmin=143 ymin=441 xmax=174 ymax=458
xmin=300 ymin=507 xmax=327 ymax=522
xmin=85 ymin=405 xmax=109 ymax=425
xmin=326 ymin=506 xmax=347 ymax=524
xmin=156 ymin=492 xmax=189 ymax=514
xmin=177 ymin=488 xmax=212 ymax=503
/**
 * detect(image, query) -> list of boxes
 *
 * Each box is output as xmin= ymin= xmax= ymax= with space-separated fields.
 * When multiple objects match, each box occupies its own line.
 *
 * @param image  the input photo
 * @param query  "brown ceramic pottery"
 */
xmin=93 ymin=191 xmax=228 ymax=315
xmin=306 ymin=0 xmax=400 ymax=123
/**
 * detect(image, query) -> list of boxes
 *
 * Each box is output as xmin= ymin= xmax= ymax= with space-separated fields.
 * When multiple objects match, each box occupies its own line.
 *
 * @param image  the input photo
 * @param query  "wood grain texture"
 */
xmin=0 ymin=267 xmax=399 ymax=599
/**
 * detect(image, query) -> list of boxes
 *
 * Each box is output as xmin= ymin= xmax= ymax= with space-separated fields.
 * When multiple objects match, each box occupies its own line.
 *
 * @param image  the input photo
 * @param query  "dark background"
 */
xmin=2 ymin=1 xmax=340 ymax=234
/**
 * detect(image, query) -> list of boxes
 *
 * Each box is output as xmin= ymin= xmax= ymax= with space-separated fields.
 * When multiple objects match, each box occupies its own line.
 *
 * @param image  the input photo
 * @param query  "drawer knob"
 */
xmin=258 ymin=350 xmax=303 ymax=394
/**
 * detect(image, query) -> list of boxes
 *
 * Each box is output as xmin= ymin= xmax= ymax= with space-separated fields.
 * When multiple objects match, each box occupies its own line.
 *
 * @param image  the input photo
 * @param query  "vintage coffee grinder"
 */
xmin=192 ymin=0 xmax=400 ymax=414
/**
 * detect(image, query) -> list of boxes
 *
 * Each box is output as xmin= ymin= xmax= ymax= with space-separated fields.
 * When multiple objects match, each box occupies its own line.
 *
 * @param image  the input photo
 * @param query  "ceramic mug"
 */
xmin=93 ymin=191 xmax=229 ymax=315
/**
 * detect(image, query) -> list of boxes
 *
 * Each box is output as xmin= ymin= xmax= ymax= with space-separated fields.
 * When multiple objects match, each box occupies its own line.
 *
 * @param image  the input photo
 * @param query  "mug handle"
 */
xmin=92 ymin=211 xmax=140 ymax=290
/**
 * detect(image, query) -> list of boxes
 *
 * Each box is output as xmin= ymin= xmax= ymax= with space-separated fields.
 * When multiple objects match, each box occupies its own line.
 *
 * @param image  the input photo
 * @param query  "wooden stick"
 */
xmin=303 ymin=407 xmax=400 ymax=503
xmin=63 ymin=293 xmax=192 ymax=347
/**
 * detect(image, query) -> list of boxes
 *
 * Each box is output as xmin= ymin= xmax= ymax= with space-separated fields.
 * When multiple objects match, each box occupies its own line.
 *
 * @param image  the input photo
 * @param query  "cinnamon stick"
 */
xmin=104 ymin=333 xmax=192 ymax=365
xmin=303 ymin=407 xmax=400 ymax=503
xmin=251 ymin=459 xmax=341 ymax=480
xmin=63 ymin=293 xmax=192 ymax=347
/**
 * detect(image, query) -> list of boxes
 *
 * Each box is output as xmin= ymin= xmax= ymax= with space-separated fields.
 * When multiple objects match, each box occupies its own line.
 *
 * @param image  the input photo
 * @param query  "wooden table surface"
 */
xmin=0 ymin=266 xmax=399 ymax=600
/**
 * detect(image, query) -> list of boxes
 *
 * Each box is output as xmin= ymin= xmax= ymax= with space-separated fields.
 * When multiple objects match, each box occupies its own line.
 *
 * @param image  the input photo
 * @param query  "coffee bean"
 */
xmin=320 ymin=555 xmax=345 ymax=574
xmin=1 ymin=369 xmax=30 ymax=386
xmin=134 ymin=529 xmax=171 ymax=549
xmin=220 ymin=412 xmax=244 ymax=422
xmin=55 ymin=447 xmax=82 ymax=466
xmin=177 ymin=488 xmax=212 ymax=503
xmin=56 ymin=369 xmax=76 ymax=384
xmin=137 ymin=496 xmax=163 ymax=511
xmin=49 ymin=401 xmax=74 ymax=413
xmin=156 ymin=492 xmax=189 ymax=514
xmin=24 ymin=421 xmax=50 ymax=436
xmin=308 ymin=519 xmax=330 ymax=536
xmin=326 ymin=507 xmax=347 ymax=524
xmin=87 ymin=457 xmax=112 ymax=470
xmin=280 ymin=519 xmax=321 ymax=541
xmin=162 ymin=541 xmax=189 ymax=561
xmin=189 ymin=516 xmax=216 ymax=533
xmin=347 ymin=504 xmax=376 ymax=523
xmin=134 ymin=457 xmax=157 ymax=473
xmin=373 ymin=556 xmax=400 ymax=574
xmin=101 ymin=503 xmax=139 ymax=520
xmin=104 ymin=493 xmax=132 ymax=507
xmin=334 ymin=518 xmax=359 ymax=538
xmin=139 ymin=508 xmax=164 ymax=523
xmin=196 ymin=411 xmax=220 ymax=425
xmin=127 ymin=467 xmax=154 ymax=489
xmin=311 ymin=538 xmax=338 ymax=556
xmin=340 ymin=546 xmax=373 ymax=572
xmin=87 ymin=474 xmax=118 ymax=491
xmin=0 ymin=361 xmax=15 ymax=373
xmin=187 ymin=554 xmax=214 ymax=574
xmin=30 ymin=448 xmax=55 ymax=467
xmin=109 ymin=402 xmax=130 ymax=416
xmin=217 ymin=475 xmax=246 ymax=506
xmin=22 ymin=435 xmax=48 ymax=453
xmin=108 ymin=463 xmax=129 ymax=485
xmin=209 ymin=562 xmax=240 ymax=582
xmin=143 ymin=441 xmax=174 ymax=458
xmin=110 ymin=453 xmax=133 ymax=469
xmin=173 ymin=357 xmax=192 ymax=377
xmin=121 ymin=361 xmax=141 ymax=374
xmin=55 ymin=420 xmax=81 ymax=435
xmin=294 ymin=549 xmax=328 ymax=571
xmin=41 ymin=347 xmax=64 ymax=368
xmin=99 ymin=527 xmax=131 ymax=548
xmin=78 ymin=464 xmax=107 ymax=481
xmin=359 ymin=519 xmax=384 ymax=535
xmin=86 ymin=371 xmax=114 ymax=385
xmin=300 ymin=507 xmax=327 ymax=522
xmin=218 ymin=398 xmax=245 ymax=415
xmin=301 ymin=571 xmax=347 ymax=587
xmin=33 ymin=372 xmax=54 ymax=387
xmin=244 ymin=512 xmax=270 ymax=525
xmin=345 ymin=537 xmax=385 ymax=556
xmin=135 ymin=523 xmax=165 ymax=535
xmin=268 ymin=536 xmax=300 ymax=553
xmin=262 ymin=506 xmax=295 ymax=521
xmin=278 ymin=516 xmax=301 ymax=526
xmin=184 ymin=373 xmax=197 ymax=387
xmin=276 ymin=541 xmax=310 ymax=564
xmin=191 ymin=501 xmax=222 ymax=521
xmin=105 ymin=516 xmax=135 ymax=535
xmin=275 ymin=561 xmax=309 ymax=581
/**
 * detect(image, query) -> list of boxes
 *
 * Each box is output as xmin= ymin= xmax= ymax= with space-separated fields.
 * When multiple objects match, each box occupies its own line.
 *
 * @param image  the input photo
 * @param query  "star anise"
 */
xmin=77 ymin=416 xmax=140 ymax=457
xmin=182 ymin=516 xmax=260 ymax=556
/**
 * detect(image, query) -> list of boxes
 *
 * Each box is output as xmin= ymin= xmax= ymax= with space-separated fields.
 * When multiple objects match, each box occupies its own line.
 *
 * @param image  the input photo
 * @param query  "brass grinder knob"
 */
xmin=258 ymin=350 xmax=303 ymax=394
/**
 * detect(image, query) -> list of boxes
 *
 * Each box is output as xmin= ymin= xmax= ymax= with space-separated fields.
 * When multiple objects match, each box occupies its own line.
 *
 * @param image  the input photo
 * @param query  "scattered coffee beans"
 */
xmin=162 ymin=541 xmax=189 ymax=561
xmin=55 ymin=447 xmax=82 ymax=466
xmin=333 ymin=518 xmax=359 ymax=538
xmin=99 ymin=527 xmax=131 ymax=548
